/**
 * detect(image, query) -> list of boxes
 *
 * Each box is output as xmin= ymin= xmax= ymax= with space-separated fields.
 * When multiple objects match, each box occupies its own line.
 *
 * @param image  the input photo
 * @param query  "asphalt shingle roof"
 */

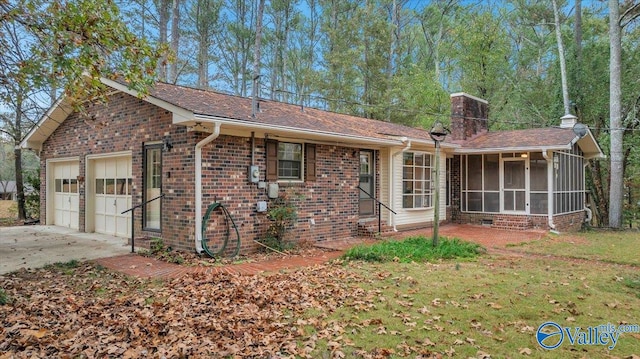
xmin=149 ymin=82 xmax=437 ymax=143
xmin=460 ymin=127 xmax=578 ymax=149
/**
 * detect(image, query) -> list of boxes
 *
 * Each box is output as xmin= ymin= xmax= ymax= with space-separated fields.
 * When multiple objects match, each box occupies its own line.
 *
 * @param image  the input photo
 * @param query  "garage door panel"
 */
xmin=116 ymin=217 xmax=129 ymax=237
xmin=93 ymin=156 xmax=132 ymax=238
xmin=52 ymin=161 xmax=79 ymax=230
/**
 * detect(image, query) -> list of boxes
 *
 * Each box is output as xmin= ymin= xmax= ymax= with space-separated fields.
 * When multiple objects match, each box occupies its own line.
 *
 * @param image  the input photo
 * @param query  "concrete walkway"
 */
xmin=0 ymin=225 xmax=130 ymax=275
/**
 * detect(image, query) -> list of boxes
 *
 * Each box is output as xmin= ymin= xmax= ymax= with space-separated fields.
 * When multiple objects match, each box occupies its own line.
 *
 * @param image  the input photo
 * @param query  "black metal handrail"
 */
xmin=358 ymin=186 xmax=396 ymax=235
xmin=121 ymin=193 xmax=165 ymax=253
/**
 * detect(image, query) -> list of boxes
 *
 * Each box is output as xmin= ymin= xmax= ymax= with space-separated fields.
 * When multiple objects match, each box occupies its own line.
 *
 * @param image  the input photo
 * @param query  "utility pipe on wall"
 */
xmin=195 ymin=122 xmax=221 ymax=253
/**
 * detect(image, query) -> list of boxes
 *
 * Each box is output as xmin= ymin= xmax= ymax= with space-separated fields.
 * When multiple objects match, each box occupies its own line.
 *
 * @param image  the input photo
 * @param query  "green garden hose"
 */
xmin=201 ymin=202 xmax=241 ymax=258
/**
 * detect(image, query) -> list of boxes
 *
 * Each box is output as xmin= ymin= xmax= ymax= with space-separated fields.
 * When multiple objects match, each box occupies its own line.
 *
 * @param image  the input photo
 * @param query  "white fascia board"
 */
xmin=20 ymin=96 xmax=73 ymax=150
xmin=192 ymin=114 xmax=404 ymax=147
xmin=406 ymin=138 xmax=460 ymax=150
xmin=581 ymin=129 xmax=606 ymax=159
xmin=453 ymin=145 xmax=571 ymax=154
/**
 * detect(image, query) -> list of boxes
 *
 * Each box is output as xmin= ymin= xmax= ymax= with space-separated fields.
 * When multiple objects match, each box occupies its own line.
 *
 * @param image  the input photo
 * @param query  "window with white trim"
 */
xmin=402 ymin=152 xmax=433 ymax=209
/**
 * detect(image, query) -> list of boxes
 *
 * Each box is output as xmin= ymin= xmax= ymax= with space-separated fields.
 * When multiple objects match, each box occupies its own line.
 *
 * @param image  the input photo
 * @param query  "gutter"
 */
xmin=542 ymin=150 xmax=557 ymax=232
xmin=194 ymin=122 xmax=221 ymax=253
xmin=190 ymin=114 xmax=403 ymax=147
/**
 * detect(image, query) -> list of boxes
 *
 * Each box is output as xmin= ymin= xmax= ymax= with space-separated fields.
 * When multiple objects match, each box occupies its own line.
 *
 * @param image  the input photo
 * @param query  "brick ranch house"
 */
xmin=20 ymin=78 xmax=603 ymax=254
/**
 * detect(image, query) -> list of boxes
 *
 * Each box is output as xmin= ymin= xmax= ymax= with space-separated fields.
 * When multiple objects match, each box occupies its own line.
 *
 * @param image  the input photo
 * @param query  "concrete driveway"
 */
xmin=0 ymin=225 xmax=131 ymax=275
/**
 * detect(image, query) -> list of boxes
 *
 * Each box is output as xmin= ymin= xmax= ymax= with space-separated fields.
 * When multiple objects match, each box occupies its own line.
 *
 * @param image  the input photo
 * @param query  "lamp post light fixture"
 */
xmin=429 ymin=120 xmax=448 ymax=247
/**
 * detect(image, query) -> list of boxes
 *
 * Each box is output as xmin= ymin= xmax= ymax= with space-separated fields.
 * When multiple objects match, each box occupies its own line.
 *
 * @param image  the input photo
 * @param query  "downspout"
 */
xmin=390 ymin=137 xmax=412 ymax=231
xmin=542 ymin=150 xmax=557 ymax=232
xmin=195 ymin=122 xmax=221 ymax=253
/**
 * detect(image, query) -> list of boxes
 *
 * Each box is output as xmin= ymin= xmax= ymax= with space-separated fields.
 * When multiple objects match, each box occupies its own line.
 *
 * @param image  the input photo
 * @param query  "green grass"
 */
xmin=0 ymin=288 xmax=9 ymax=305
xmin=302 ymin=258 xmax=640 ymax=358
xmin=516 ymin=230 xmax=640 ymax=266
xmin=342 ymin=236 xmax=485 ymax=263
xmin=624 ymin=274 xmax=640 ymax=298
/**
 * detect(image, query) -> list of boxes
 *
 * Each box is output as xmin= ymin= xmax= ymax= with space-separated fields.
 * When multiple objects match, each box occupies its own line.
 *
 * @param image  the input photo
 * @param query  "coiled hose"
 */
xmin=201 ymin=202 xmax=241 ymax=258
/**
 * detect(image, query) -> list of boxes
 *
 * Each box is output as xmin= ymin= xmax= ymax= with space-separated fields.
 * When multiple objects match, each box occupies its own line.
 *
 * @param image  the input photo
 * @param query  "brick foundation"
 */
xmin=455 ymin=211 xmax=585 ymax=232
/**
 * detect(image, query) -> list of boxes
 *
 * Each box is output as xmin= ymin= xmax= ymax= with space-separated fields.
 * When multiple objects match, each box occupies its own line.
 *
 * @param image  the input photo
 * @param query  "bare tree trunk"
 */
xmin=609 ymin=0 xmax=624 ymax=228
xmin=573 ymin=0 xmax=582 ymax=115
xmin=13 ymin=94 xmax=26 ymax=220
xmin=252 ymin=0 xmax=265 ymax=117
xmin=552 ymin=0 xmax=570 ymax=115
xmin=385 ymin=0 xmax=398 ymax=121
xmin=157 ymin=0 xmax=170 ymax=81
xmin=170 ymin=0 xmax=180 ymax=83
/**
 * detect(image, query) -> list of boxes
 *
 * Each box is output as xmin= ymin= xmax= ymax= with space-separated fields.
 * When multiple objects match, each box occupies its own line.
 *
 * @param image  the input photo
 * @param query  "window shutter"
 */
xmin=266 ymin=140 xmax=278 ymax=181
xmin=305 ymin=144 xmax=317 ymax=181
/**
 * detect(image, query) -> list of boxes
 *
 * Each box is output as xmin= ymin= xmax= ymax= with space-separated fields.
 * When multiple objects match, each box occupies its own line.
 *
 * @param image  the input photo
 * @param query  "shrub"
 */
xmin=24 ymin=169 xmax=40 ymax=220
xmin=260 ymin=190 xmax=300 ymax=252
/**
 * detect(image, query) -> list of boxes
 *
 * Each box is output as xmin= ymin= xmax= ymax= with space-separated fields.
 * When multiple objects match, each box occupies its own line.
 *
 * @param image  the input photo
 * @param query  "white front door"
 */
xmin=94 ymin=157 xmax=132 ymax=237
xmin=53 ymin=161 xmax=79 ymax=229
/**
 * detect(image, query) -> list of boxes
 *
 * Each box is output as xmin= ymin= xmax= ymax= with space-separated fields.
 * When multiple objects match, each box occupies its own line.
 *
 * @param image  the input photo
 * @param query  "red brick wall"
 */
xmin=199 ymin=137 xmax=360 ymax=254
xmin=41 ymin=91 xmax=363 ymax=254
xmin=552 ymin=212 xmax=584 ymax=232
xmin=40 ymin=92 xmax=196 ymax=250
xmin=454 ymin=211 xmax=585 ymax=232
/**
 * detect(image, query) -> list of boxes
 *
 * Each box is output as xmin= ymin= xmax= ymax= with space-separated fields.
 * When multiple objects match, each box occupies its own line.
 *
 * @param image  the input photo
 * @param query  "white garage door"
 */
xmin=94 ymin=157 xmax=132 ymax=237
xmin=53 ymin=161 xmax=79 ymax=229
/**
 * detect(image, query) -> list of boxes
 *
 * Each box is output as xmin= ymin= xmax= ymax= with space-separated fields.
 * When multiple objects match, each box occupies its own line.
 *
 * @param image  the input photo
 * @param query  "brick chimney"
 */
xmin=450 ymin=93 xmax=489 ymax=141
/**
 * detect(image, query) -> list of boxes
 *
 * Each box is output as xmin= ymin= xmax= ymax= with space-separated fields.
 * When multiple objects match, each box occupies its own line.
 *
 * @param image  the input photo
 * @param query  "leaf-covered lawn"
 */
xmin=509 ymin=229 xmax=640 ymax=266
xmin=1 ymin=240 xmax=640 ymax=358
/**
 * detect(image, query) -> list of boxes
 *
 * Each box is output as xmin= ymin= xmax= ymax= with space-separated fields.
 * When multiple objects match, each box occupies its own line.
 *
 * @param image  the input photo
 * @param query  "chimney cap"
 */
xmin=560 ymin=114 xmax=578 ymax=128
xmin=450 ymin=92 xmax=489 ymax=104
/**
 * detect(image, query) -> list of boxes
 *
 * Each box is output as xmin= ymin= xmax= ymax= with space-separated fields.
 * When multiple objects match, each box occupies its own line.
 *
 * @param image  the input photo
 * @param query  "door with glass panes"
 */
xmin=359 ymin=151 xmax=375 ymax=216
xmin=502 ymin=157 xmax=527 ymax=212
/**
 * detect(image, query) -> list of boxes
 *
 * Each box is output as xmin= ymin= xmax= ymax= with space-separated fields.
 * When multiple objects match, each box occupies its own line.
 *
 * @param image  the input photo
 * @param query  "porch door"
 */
xmin=359 ymin=151 xmax=375 ymax=216
xmin=502 ymin=159 xmax=527 ymax=212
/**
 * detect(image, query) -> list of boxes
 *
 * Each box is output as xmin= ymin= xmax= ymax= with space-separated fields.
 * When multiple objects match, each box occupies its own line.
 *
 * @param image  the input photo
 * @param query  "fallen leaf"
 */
xmin=422 ymin=337 xmax=436 ymax=347
xmin=519 ymin=347 xmax=532 ymax=355
xmin=444 ymin=347 xmax=455 ymax=356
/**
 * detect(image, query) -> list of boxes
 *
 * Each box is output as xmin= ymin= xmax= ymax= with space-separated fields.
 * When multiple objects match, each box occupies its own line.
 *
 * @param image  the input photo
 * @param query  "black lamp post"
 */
xmin=429 ymin=120 xmax=447 ymax=247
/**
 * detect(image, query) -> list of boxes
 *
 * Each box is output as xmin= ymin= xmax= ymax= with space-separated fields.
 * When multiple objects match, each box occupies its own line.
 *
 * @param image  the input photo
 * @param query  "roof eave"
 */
xmin=453 ymin=145 xmax=570 ymax=154
xmin=20 ymin=96 xmax=73 ymax=151
xmin=191 ymin=114 xmax=405 ymax=146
